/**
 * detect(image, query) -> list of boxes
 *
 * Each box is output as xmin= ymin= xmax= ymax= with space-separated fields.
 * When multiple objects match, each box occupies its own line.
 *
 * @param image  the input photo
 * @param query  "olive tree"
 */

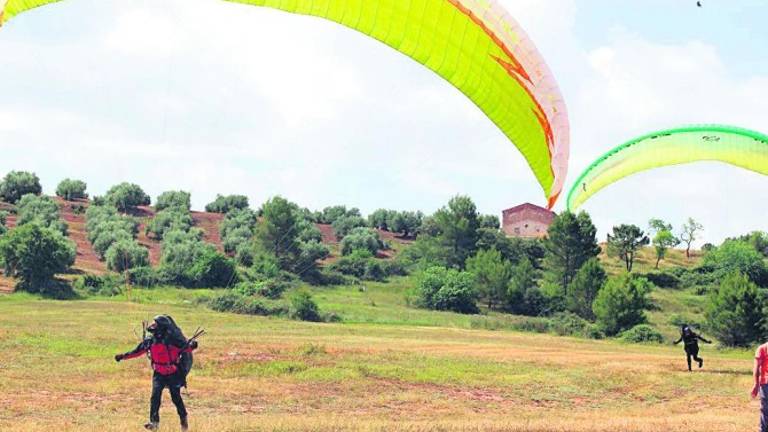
xmin=105 ymin=182 xmax=151 ymax=211
xmin=106 ymin=240 xmax=149 ymax=272
xmin=0 ymin=171 xmax=42 ymax=203
xmin=0 ymin=223 xmax=76 ymax=293
xmin=205 ymin=194 xmax=249 ymax=213
xmin=155 ymin=190 xmax=191 ymax=211
xmin=55 ymin=179 xmax=88 ymax=201
xmin=16 ymin=194 xmax=68 ymax=235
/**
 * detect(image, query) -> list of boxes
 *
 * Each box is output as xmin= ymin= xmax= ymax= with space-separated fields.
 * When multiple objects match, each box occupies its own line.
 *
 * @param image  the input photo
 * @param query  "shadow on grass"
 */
xmin=15 ymin=278 xmax=82 ymax=300
xmin=699 ymin=368 xmax=752 ymax=376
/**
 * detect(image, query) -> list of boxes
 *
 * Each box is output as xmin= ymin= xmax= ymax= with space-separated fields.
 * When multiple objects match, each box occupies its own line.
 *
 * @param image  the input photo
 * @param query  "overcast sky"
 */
xmin=0 ymin=0 xmax=766 ymax=245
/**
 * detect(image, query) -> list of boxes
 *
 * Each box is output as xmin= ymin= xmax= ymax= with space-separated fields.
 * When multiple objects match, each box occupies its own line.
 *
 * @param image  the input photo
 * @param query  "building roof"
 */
xmin=502 ymin=202 xmax=555 ymax=216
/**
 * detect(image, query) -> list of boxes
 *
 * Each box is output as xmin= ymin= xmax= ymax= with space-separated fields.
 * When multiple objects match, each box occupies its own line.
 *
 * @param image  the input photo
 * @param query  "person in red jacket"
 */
xmin=115 ymin=315 xmax=198 ymax=432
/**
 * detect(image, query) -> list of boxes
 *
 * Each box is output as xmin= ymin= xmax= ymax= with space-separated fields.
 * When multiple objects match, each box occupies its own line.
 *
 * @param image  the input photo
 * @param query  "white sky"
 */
xmin=0 ymin=0 xmax=766 ymax=245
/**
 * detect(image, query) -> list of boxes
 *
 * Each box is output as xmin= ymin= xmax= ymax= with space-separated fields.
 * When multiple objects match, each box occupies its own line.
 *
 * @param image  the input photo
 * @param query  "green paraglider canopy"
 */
xmin=567 ymin=125 xmax=768 ymax=210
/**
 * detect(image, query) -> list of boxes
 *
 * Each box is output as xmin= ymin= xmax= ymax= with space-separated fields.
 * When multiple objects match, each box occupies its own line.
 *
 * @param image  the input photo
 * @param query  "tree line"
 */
xmin=1 ymin=170 xmax=767 ymax=343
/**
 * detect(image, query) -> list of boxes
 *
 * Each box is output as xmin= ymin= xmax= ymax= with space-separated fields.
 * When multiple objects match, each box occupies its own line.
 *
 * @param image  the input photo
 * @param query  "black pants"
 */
xmin=684 ymin=344 xmax=702 ymax=371
xmin=150 ymin=372 xmax=187 ymax=423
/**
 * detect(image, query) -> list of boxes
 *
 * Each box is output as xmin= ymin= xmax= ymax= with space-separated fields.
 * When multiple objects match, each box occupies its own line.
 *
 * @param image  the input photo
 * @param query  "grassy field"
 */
xmin=0 ymin=288 xmax=758 ymax=432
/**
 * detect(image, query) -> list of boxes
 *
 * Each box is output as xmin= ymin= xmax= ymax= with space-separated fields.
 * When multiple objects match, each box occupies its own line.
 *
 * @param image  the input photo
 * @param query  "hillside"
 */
xmin=598 ymin=243 xmax=701 ymax=276
xmin=0 ymin=197 xmax=412 ymax=290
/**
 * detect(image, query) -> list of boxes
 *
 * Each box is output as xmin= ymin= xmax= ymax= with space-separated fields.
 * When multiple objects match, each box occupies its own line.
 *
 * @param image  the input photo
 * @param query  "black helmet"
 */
xmin=147 ymin=315 xmax=171 ymax=335
xmin=148 ymin=315 xmax=186 ymax=346
xmin=153 ymin=315 xmax=172 ymax=329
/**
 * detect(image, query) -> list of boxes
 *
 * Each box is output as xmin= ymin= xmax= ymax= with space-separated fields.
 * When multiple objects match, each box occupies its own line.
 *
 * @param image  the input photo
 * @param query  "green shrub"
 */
xmin=380 ymin=259 xmax=408 ymax=277
xmin=85 ymin=205 xmax=138 ymax=243
xmin=703 ymin=240 xmax=768 ymax=287
xmin=331 ymin=215 xmax=367 ymax=239
xmin=550 ymin=312 xmax=593 ymax=337
xmin=329 ymin=250 xmax=388 ymax=281
xmin=158 ymin=233 xmax=205 ymax=286
xmin=416 ymin=266 xmax=478 ymax=314
xmin=187 ymin=247 xmax=237 ymax=288
xmin=0 ymin=223 xmax=76 ymax=295
xmin=466 ymin=248 xmax=513 ymax=310
xmin=296 ymin=241 xmax=330 ymax=273
xmin=676 ymin=267 xmax=719 ymax=292
xmin=289 ymin=291 xmax=321 ymax=322
xmin=510 ymin=316 xmax=552 ymax=334
xmin=318 ymin=269 xmax=356 ymax=286
xmin=248 ymin=252 xmax=282 ymax=280
xmin=641 ymin=271 xmax=680 ymax=289
xmin=235 ymin=242 xmax=255 ymax=266
xmin=706 ymin=272 xmax=766 ymax=347
xmin=234 ymin=279 xmax=290 ymax=299
xmin=340 ymin=227 xmax=383 ymax=256
xmin=55 ymin=178 xmax=87 ymax=201
xmin=318 ymin=205 xmax=360 ymax=224
xmin=0 ymin=171 xmax=42 ymax=203
xmin=208 ymin=292 xmax=285 ymax=316
xmin=155 ymin=191 xmax=191 ymax=211
xmin=584 ymin=325 xmax=606 ymax=340
xmin=223 ymin=226 xmax=253 ymax=254
xmin=205 ymin=194 xmax=249 ymax=213
xmin=593 ymin=275 xmax=653 ymax=336
xmin=105 ymin=182 xmax=150 ymax=211
xmin=145 ymin=208 xmax=194 ymax=240
xmin=509 ymin=314 xmax=604 ymax=339
xmin=506 ymin=258 xmax=548 ymax=316
xmin=16 ymin=194 xmax=68 ymax=235
xmin=220 ymin=208 xmax=258 ymax=253
xmin=105 ymin=240 xmax=149 ymax=272
xmin=92 ymin=229 xmax=133 ymax=258
xmin=73 ymin=273 xmax=124 ymax=296
xmin=127 ymin=266 xmax=161 ymax=288
xmin=621 ymin=324 xmax=664 ymax=344
xmin=565 ymin=258 xmax=606 ymax=319
xmin=368 ymin=209 xmax=398 ymax=231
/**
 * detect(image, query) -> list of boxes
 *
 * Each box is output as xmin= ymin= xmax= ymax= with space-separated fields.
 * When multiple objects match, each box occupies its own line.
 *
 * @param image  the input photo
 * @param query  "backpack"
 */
xmin=179 ymin=350 xmax=193 ymax=383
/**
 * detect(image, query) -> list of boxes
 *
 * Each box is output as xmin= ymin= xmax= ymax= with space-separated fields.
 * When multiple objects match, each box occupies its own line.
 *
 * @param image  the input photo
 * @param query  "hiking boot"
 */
xmin=144 ymin=422 xmax=159 ymax=431
xmin=698 ymin=358 xmax=704 ymax=368
xmin=180 ymin=416 xmax=189 ymax=432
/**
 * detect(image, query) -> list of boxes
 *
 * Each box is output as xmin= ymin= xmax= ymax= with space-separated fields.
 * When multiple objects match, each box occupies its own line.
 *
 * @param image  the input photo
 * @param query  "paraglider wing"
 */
xmin=0 ymin=0 xmax=569 ymax=207
xmin=567 ymin=125 xmax=768 ymax=210
xmin=0 ymin=0 xmax=62 ymax=24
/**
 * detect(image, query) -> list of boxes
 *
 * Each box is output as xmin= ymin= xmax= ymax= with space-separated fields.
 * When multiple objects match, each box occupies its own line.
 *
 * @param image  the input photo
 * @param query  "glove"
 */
xmin=114 ymin=354 xmax=124 ymax=363
xmin=189 ymin=341 xmax=198 ymax=349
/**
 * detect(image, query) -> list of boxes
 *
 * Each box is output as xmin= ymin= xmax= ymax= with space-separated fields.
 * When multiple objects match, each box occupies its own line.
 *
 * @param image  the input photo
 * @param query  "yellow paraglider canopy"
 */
xmin=1 ymin=0 xmax=570 ymax=207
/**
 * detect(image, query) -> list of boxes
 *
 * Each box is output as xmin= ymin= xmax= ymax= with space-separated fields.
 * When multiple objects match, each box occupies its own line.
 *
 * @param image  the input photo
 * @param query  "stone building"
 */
xmin=501 ymin=203 xmax=555 ymax=238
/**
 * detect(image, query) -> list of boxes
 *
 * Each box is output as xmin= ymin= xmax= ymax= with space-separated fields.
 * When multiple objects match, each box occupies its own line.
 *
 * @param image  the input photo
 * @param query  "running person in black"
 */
xmin=674 ymin=324 xmax=711 ymax=371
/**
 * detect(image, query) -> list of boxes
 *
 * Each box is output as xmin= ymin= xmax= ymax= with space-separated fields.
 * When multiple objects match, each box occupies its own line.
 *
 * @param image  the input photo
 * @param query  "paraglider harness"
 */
xmin=142 ymin=317 xmax=205 ymax=387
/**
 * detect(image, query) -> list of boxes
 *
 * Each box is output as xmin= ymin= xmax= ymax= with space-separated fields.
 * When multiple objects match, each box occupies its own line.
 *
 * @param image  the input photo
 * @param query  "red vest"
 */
xmin=149 ymin=343 xmax=184 ymax=375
